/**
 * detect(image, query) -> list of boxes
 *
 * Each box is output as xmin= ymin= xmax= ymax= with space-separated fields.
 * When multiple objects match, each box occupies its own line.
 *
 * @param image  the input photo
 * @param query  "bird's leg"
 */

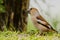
xmin=40 ymin=32 xmax=44 ymax=36
xmin=38 ymin=31 xmax=48 ymax=36
xmin=36 ymin=31 xmax=45 ymax=36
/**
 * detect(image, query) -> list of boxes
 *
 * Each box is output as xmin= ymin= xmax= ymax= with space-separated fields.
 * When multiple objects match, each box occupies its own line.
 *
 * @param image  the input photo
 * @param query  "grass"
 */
xmin=0 ymin=31 xmax=60 ymax=40
xmin=0 ymin=31 xmax=18 ymax=40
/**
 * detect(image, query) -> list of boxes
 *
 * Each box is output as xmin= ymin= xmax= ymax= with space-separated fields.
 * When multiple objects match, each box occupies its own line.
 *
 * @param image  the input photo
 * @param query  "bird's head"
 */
xmin=27 ymin=8 xmax=40 ymax=17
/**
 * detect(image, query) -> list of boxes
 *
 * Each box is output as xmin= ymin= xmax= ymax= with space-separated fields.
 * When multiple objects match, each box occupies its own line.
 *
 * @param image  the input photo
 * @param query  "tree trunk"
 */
xmin=13 ymin=0 xmax=29 ymax=31
xmin=3 ymin=0 xmax=29 ymax=31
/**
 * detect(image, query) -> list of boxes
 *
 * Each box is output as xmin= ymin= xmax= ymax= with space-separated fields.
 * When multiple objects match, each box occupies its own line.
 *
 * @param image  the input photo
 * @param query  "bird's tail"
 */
xmin=49 ymin=25 xmax=58 ymax=33
xmin=51 ymin=28 xmax=58 ymax=33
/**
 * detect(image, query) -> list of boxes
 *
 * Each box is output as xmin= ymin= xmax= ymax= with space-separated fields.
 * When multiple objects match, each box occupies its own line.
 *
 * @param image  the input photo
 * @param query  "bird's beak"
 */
xmin=27 ymin=10 xmax=30 ymax=14
xmin=27 ymin=9 xmax=30 ymax=14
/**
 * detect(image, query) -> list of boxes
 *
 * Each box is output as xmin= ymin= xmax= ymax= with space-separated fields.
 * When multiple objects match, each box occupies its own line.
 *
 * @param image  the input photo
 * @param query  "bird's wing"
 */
xmin=37 ymin=19 xmax=50 ymax=29
xmin=37 ymin=19 xmax=58 ymax=33
xmin=36 ymin=15 xmax=49 ymax=24
xmin=37 ymin=19 xmax=47 ymax=25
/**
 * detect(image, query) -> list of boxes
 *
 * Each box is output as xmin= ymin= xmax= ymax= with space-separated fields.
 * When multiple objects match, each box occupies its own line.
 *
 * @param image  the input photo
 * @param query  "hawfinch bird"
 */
xmin=28 ymin=8 xmax=58 ymax=34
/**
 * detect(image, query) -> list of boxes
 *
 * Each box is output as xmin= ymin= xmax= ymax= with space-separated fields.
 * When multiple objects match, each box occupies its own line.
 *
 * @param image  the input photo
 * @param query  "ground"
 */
xmin=0 ymin=31 xmax=60 ymax=40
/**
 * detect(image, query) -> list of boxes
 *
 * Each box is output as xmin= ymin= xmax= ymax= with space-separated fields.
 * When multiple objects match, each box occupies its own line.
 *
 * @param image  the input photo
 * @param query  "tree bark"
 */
xmin=13 ymin=0 xmax=29 ymax=31
xmin=3 ymin=0 xmax=29 ymax=31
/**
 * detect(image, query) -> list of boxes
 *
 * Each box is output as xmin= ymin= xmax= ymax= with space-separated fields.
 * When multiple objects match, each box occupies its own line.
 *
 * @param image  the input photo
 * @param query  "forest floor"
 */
xmin=17 ymin=33 xmax=60 ymax=40
xmin=0 ymin=31 xmax=60 ymax=40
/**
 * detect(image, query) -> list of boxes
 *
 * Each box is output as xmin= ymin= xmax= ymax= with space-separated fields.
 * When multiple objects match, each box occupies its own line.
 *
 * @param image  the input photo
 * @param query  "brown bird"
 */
xmin=28 ymin=8 xmax=58 ymax=35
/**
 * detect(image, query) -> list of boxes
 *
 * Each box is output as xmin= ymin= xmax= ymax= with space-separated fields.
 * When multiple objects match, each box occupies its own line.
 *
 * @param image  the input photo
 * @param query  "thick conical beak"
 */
xmin=27 ymin=9 xmax=30 ymax=14
xmin=27 ymin=10 xmax=30 ymax=14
